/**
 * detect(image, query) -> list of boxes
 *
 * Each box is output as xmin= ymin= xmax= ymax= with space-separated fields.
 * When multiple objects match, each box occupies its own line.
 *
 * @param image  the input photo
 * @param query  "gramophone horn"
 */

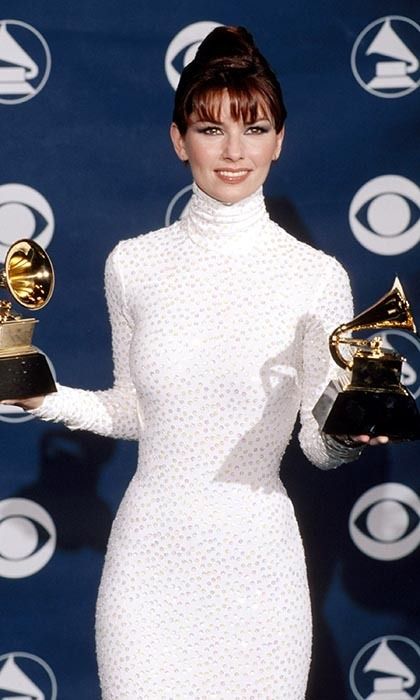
xmin=2 ymin=239 xmax=55 ymax=311
xmin=330 ymin=277 xmax=416 ymax=369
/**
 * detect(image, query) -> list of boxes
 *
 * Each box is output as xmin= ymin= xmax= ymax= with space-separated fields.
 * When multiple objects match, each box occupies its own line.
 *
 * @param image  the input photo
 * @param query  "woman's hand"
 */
xmin=332 ymin=434 xmax=389 ymax=448
xmin=0 ymin=396 xmax=45 ymax=411
xmin=351 ymin=434 xmax=389 ymax=446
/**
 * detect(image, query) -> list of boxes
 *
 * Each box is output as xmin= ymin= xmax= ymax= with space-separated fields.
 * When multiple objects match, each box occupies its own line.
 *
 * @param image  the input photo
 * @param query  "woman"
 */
xmin=8 ymin=26 xmax=387 ymax=699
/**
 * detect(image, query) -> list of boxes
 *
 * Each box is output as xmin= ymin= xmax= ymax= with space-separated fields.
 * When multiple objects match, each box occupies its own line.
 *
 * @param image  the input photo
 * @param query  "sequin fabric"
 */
xmin=33 ymin=183 xmax=356 ymax=699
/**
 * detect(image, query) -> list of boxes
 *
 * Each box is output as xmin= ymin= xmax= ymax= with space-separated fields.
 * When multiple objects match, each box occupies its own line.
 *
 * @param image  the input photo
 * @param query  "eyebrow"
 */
xmin=192 ymin=118 xmax=223 ymax=124
xmin=191 ymin=116 xmax=271 ymax=125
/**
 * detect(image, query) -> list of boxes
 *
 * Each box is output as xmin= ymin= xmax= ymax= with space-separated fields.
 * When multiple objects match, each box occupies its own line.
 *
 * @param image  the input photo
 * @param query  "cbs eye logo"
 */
xmin=165 ymin=21 xmax=222 ymax=90
xmin=0 ymin=183 xmax=55 ymax=263
xmin=349 ymin=175 xmax=420 ymax=255
xmin=165 ymin=184 xmax=193 ymax=226
xmin=0 ymin=498 xmax=56 ymax=578
xmin=349 ymin=483 xmax=420 ymax=561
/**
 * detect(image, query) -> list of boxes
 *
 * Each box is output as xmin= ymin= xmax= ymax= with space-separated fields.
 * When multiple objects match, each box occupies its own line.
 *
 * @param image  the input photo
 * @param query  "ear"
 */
xmin=170 ymin=123 xmax=188 ymax=162
xmin=273 ymin=126 xmax=285 ymax=161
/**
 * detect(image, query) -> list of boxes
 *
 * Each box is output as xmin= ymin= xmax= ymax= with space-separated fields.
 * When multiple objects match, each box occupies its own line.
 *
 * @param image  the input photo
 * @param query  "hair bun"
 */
xmin=194 ymin=26 xmax=257 ymax=67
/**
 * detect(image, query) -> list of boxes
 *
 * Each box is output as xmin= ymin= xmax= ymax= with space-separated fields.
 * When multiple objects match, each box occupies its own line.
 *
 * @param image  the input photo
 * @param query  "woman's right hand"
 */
xmin=1 ymin=396 xmax=45 ymax=411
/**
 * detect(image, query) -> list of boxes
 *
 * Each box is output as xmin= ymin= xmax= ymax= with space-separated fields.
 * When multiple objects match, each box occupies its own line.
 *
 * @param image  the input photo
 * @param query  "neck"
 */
xmin=183 ymin=182 xmax=271 ymax=254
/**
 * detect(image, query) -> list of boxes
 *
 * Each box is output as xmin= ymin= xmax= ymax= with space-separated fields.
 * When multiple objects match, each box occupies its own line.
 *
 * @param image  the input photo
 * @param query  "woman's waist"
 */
xmin=115 ymin=474 xmax=297 ymax=550
xmin=126 ymin=467 xmax=290 ymax=521
xmin=134 ymin=456 xmax=286 ymax=493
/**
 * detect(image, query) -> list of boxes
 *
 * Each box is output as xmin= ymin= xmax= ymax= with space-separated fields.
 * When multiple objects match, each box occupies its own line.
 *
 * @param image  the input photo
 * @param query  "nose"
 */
xmin=222 ymin=132 xmax=244 ymax=161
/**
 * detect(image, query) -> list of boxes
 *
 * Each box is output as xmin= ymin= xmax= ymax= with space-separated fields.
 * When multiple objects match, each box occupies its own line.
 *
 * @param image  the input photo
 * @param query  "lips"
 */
xmin=215 ymin=169 xmax=250 ymax=184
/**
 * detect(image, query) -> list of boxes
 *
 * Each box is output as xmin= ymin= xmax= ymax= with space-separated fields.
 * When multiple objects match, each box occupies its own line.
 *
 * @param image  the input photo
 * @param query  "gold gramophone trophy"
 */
xmin=0 ymin=239 xmax=56 ymax=400
xmin=318 ymin=277 xmax=420 ymax=441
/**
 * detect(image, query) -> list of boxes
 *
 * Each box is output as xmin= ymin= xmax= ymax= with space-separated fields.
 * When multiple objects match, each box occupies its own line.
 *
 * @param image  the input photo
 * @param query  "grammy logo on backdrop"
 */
xmin=366 ymin=18 xmax=419 ymax=91
xmin=0 ymin=239 xmax=56 ymax=400
xmin=314 ymin=277 xmax=420 ymax=441
xmin=0 ymin=22 xmax=39 ymax=96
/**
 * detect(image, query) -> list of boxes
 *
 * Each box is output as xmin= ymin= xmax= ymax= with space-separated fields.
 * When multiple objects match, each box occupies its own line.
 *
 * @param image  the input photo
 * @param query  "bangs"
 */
xmin=188 ymin=85 xmax=274 ymax=126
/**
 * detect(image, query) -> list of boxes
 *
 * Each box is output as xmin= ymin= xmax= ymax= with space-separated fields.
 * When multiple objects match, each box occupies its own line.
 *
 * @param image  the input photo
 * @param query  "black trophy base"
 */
xmin=323 ymin=389 xmax=420 ymax=441
xmin=0 ymin=352 xmax=57 ymax=400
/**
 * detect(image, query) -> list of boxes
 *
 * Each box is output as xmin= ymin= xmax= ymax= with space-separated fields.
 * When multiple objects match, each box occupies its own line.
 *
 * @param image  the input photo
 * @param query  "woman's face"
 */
xmin=170 ymin=91 xmax=284 ymax=204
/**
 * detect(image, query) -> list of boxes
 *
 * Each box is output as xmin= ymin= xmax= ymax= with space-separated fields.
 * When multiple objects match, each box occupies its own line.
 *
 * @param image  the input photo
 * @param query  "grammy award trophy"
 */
xmin=0 ymin=239 xmax=56 ymax=400
xmin=314 ymin=277 xmax=420 ymax=441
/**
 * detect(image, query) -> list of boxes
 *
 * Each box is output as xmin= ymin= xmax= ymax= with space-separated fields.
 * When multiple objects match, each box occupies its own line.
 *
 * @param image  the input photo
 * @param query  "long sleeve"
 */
xmin=30 ymin=244 xmax=140 ymax=440
xmin=297 ymin=256 xmax=362 ymax=468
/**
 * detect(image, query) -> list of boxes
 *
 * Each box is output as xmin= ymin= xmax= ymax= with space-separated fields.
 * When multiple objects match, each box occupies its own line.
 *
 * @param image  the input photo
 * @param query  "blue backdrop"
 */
xmin=0 ymin=1 xmax=419 ymax=698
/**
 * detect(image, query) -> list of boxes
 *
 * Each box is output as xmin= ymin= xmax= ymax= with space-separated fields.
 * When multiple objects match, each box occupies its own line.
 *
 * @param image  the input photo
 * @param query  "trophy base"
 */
xmin=0 ymin=351 xmax=57 ymax=400
xmin=322 ymin=389 xmax=420 ymax=441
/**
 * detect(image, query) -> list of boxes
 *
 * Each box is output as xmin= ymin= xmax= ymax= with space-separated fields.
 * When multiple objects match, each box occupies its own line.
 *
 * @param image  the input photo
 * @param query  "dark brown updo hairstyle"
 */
xmin=173 ymin=26 xmax=287 ymax=135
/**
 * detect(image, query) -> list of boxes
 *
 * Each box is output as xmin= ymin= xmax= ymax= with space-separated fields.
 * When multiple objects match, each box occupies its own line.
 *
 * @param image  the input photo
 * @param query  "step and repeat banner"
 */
xmin=0 ymin=1 xmax=419 ymax=698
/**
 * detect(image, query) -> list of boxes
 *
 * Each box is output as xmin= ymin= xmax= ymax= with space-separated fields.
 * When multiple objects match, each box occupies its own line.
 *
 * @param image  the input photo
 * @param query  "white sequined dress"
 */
xmin=33 ymin=183 xmax=356 ymax=699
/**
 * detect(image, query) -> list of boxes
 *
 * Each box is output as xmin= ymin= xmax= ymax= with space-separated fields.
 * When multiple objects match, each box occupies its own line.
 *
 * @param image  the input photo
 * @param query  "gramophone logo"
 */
xmin=350 ymin=636 xmax=420 ymax=699
xmin=349 ymin=483 xmax=420 ymax=561
xmin=0 ymin=498 xmax=56 ymax=578
xmin=0 ymin=652 xmax=57 ymax=699
xmin=349 ymin=175 xmax=420 ymax=256
xmin=351 ymin=16 xmax=420 ymax=98
xmin=165 ymin=184 xmax=193 ymax=226
xmin=0 ymin=20 xmax=51 ymax=104
xmin=165 ymin=21 xmax=222 ymax=90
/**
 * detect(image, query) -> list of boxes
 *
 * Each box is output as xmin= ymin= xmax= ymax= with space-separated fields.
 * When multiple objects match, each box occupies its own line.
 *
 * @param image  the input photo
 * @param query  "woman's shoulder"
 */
xmin=273 ymin=222 xmax=347 ymax=275
xmin=107 ymin=222 xmax=180 ymax=264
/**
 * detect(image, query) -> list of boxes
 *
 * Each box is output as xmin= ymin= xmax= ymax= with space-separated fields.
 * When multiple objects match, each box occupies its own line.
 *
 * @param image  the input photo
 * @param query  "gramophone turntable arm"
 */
xmin=329 ymin=334 xmax=383 ymax=369
xmin=0 ymin=300 xmax=17 ymax=322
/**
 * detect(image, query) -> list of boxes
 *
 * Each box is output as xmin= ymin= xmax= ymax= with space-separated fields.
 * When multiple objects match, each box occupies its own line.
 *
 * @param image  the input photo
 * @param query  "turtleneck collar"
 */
xmin=182 ymin=182 xmax=272 ymax=254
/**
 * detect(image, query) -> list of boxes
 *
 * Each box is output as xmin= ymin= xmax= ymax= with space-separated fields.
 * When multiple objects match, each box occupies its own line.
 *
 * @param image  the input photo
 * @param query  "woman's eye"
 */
xmin=201 ymin=126 xmax=222 ymax=135
xmin=246 ymin=126 xmax=268 ymax=134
